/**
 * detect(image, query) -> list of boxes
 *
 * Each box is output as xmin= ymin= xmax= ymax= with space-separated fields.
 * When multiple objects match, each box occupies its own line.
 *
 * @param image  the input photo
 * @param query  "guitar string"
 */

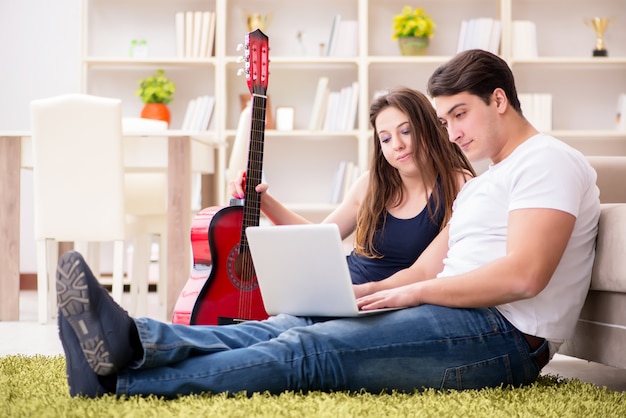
xmin=240 ymin=93 xmax=267 ymax=319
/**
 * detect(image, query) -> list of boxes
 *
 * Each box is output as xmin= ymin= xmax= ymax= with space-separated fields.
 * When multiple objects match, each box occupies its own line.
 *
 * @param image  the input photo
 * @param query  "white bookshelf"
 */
xmin=80 ymin=0 xmax=626 ymax=213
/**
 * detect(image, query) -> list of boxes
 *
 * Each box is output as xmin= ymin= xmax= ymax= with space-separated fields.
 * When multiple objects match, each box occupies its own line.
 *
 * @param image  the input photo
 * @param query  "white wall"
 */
xmin=0 ymin=1 xmax=80 ymax=272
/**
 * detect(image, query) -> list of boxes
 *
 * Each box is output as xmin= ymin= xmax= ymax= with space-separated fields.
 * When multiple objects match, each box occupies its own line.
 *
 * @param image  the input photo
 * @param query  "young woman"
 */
xmin=230 ymin=87 xmax=475 ymax=284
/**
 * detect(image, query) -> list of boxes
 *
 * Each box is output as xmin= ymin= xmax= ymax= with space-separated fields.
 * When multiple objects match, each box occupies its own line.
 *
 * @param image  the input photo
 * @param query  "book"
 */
xmin=333 ymin=20 xmax=358 ymax=56
xmin=336 ymin=85 xmax=352 ymax=131
xmin=341 ymin=161 xmax=356 ymax=199
xmin=184 ymin=11 xmax=194 ymax=58
xmin=323 ymin=91 xmax=341 ymax=131
xmin=519 ymin=93 xmax=552 ymax=132
xmin=489 ymin=19 xmax=502 ymax=54
xmin=192 ymin=11 xmax=203 ymax=57
xmin=308 ymin=77 xmax=329 ymax=130
xmin=199 ymin=11 xmax=212 ymax=59
xmin=329 ymin=161 xmax=348 ymax=204
xmin=205 ymin=11 xmax=216 ymax=57
xmin=329 ymin=161 xmax=359 ymax=203
xmin=457 ymin=18 xmax=501 ymax=54
xmin=181 ymin=95 xmax=215 ymax=131
xmin=181 ymin=98 xmax=196 ymax=130
xmin=511 ymin=20 xmax=538 ymax=59
xmin=326 ymin=14 xmax=342 ymax=56
xmin=175 ymin=12 xmax=185 ymax=58
xmin=198 ymin=95 xmax=215 ymax=130
xmin=344 ymin=81 xmax=359 ymax=131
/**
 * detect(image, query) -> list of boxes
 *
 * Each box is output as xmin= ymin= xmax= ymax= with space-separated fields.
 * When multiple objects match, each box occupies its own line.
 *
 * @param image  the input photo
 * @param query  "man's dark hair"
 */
xmin=427 ymin=49 xmax=521 ymax=113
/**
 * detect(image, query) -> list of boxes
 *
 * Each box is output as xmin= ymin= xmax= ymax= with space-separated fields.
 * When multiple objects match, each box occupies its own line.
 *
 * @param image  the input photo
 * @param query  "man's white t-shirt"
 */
xmin=439 ymin=134 xmax=600 ymax=341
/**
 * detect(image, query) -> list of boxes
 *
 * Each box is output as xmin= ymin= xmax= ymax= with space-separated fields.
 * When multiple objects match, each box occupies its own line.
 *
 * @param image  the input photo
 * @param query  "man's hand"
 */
xmin=356 ymin=284 xmax=421 ymax=311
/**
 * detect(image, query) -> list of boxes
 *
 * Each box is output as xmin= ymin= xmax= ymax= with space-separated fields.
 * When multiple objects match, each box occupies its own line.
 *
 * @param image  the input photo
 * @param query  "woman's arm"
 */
xmin=228 ymin=169 xmax=368 ymax=236
xmin=228 ymin=170 xmax=311 ymax=225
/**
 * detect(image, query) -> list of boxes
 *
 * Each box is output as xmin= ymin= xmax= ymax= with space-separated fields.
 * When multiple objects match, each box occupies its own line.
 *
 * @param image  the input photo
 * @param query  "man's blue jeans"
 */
xmin=116 ymin=305 xmax=544 ymax=397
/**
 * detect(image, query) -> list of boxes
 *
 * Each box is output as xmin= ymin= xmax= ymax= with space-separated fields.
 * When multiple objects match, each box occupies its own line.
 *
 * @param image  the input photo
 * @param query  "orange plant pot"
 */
xmin=141 ymin=103 xmax=171 ymax=126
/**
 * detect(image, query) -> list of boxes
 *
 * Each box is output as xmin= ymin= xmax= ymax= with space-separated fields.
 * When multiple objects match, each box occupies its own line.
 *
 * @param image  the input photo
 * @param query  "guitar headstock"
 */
xmin=244 ymin=29 xmax=269 ymax=96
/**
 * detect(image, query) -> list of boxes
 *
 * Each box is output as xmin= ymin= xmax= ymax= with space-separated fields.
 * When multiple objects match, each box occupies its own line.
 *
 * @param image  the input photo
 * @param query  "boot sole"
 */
xmin=56 ymin=252 xmax=116 ymax=376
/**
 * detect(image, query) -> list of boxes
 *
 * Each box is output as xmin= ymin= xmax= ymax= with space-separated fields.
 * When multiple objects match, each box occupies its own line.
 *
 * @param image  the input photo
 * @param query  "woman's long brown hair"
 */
xmin=354 ymin=87 xmax=476 ymax=258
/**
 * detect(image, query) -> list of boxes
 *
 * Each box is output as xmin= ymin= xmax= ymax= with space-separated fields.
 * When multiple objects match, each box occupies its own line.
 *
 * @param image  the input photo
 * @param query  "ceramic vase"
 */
xmin=398 ymin=37 xmax=429 ymax=56
xmin=141 ymin=103 xmax=171 ymax=126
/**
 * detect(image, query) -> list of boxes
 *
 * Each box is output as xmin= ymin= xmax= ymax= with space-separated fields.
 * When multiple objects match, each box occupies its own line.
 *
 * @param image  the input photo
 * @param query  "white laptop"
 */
xmin=245 ymin=223 xmax=401 ymax=317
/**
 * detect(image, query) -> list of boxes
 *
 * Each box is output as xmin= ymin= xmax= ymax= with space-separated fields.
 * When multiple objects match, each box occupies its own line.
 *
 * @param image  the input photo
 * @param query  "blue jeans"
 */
xmin=116 ymin=306 xmax=543 ymax=397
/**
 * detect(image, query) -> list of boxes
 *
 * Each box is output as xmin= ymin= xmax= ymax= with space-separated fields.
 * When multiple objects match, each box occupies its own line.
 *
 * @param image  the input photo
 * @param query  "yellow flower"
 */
xmin=392 ymin=6 xmax=435 ymax=40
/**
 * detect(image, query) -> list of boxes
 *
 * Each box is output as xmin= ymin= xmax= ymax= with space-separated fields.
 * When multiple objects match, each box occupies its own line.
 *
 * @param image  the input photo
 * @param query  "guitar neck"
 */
xmin=240 ymin=93 xmax=267 ymax=250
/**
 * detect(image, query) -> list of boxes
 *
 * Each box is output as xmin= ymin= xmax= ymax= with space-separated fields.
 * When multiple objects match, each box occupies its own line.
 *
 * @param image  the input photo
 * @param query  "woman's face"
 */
xmin=375 ymin=106 xmax=416 ymax=172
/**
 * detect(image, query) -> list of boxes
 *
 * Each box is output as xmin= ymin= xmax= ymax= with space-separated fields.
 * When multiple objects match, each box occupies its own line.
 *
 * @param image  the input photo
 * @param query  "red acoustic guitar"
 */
xmin=172 ymin=29 xmax=270 ymax=325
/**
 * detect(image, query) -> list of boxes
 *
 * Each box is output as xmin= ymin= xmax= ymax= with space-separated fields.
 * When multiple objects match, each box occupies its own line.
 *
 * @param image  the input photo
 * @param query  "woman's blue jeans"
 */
xmin=116 ymin=305 xmax=544 ymax=397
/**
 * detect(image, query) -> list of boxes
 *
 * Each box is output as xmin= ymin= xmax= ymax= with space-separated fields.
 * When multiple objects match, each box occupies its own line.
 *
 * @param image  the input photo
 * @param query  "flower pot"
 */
xmin=140 ymin=103 xmax=171 ymax=126
xmin=398 ymin=37 xmax=429 ymax=56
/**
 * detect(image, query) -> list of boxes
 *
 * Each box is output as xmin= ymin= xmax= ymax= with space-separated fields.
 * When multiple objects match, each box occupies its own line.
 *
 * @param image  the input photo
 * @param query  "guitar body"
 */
xmin=172 ymin=28 xmax=271 ymax=326
xmin=172 ymin=204 xmax=269 ymax=325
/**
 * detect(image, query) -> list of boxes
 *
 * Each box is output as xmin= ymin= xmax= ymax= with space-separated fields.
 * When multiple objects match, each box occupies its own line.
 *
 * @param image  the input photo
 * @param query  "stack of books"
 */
xmin=325 ymin=15 xmax=358 ymax=57
xmin=511 ymin=20 xmax=538 ymax=59
xmin=329 ymin=161 xmax=360 ymax=204
xmin=175 ymin=10 xmax=216 ymax=58
xmin=457 ymin=17 xmax=501 ymax=54
xmin=181 ymin=95 xmax=215 ymax=131
xmin=518 ymin=93 xmax=552 ymax=132
xmin=308 ymin=77 xmax=358 ymax=132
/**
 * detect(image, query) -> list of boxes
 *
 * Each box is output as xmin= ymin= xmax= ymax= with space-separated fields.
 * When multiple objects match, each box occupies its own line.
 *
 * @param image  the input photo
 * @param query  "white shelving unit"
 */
xmin=80 ymin=0 xmax=626 ymax=217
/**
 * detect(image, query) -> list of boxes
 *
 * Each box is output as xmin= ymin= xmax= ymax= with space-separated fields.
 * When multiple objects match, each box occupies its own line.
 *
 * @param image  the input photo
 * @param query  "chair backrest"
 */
xmin=587 ymin=156 xmax=626 ymax=203
xmin=30 ymin=93 xmax=126 ymax=241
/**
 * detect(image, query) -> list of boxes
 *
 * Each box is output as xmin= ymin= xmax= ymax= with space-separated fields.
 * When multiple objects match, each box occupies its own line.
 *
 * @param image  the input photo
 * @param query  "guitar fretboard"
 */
xmin=239 ymin=92 xmax=267 ymax=253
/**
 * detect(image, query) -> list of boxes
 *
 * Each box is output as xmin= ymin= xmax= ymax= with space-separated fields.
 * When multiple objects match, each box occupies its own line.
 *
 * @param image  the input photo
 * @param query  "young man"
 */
xmin=56 ymin=49 xmax=600 ymax=398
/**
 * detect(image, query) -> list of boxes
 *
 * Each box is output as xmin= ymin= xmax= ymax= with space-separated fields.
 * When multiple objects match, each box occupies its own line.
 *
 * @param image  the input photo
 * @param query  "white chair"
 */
xmin=30 ymin=94 xmax=161 ymax=323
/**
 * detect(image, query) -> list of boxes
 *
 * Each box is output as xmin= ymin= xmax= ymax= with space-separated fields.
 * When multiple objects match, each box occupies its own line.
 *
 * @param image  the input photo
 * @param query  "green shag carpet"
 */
xmin=2 ymin=355 xmax=625 ymax=417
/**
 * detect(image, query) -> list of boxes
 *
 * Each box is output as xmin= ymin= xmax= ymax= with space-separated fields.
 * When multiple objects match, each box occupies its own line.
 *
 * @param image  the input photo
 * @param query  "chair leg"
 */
xmin=129 ymin=234 xmax=151 ymax=317
xmin=37 ymin=239 xmax=58 ymax=324
xmin=111 ymin=240 xmax=125 ymax=304
xmin=157 ymin=234 xmax=168 ymax=318
xmin=79 ymin=241 xmax=100 ymax=280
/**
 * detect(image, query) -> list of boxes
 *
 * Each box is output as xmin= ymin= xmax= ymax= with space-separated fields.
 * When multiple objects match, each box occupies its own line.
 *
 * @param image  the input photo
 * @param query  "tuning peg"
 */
xmin=237 ymin=68 xmax=246 ymax=76
xmin=236 ymin=55 xmax=245 ymax=63
xmin=236 ymin=43 xmax=245 ymax=51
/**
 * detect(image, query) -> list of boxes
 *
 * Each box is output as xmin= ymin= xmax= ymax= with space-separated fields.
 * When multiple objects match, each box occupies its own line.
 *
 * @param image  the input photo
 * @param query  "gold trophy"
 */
xmin=242 ymin=9 xmax=273 ymax=32
xmin=585 ymin=17 xmax=611 ymax=57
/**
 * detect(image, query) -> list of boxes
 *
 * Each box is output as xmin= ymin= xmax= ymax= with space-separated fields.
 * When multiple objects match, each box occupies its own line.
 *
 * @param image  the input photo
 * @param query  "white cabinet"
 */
xmin=81 ymin=0 xmax=626 ymax=214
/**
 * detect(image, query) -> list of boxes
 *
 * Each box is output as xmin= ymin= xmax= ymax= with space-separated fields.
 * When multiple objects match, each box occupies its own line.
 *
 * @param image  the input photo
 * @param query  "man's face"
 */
xmin=434 ymin=92 xmax=501 ymax=164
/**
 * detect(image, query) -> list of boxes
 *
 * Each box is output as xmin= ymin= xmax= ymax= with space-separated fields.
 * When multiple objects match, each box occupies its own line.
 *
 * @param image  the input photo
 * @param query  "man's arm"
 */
xmin=353 ymin=223 xmax=450 ymax=299
xmin=357 ymin=207 xmax=575 ymax=310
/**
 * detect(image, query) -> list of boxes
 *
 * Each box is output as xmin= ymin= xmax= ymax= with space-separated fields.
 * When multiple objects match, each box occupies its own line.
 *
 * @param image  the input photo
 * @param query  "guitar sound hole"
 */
xmin=217 ymin=317 xmax=248 ymax=326
xmin=226 ymin=245 xmax=259 ymax=291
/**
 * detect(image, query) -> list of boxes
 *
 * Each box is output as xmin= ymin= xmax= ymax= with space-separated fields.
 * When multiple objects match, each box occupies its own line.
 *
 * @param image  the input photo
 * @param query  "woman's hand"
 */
xmin=228 ymin=169 xmax=268 ymax=199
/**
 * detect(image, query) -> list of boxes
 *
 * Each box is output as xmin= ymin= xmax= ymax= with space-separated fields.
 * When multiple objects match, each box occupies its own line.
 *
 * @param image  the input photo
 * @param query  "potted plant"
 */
xmin=392 ymin=6 xmax=436 ymax=56
xmin=136 ymin=69 xmax=176 ymax=125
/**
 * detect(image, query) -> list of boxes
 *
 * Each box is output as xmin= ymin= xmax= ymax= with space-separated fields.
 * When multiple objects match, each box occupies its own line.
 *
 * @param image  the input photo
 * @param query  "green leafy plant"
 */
xmin=135 ymin=69 xmax=176 ymax=104
xmin=392 ymin=6 xmax=435 ymax=39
